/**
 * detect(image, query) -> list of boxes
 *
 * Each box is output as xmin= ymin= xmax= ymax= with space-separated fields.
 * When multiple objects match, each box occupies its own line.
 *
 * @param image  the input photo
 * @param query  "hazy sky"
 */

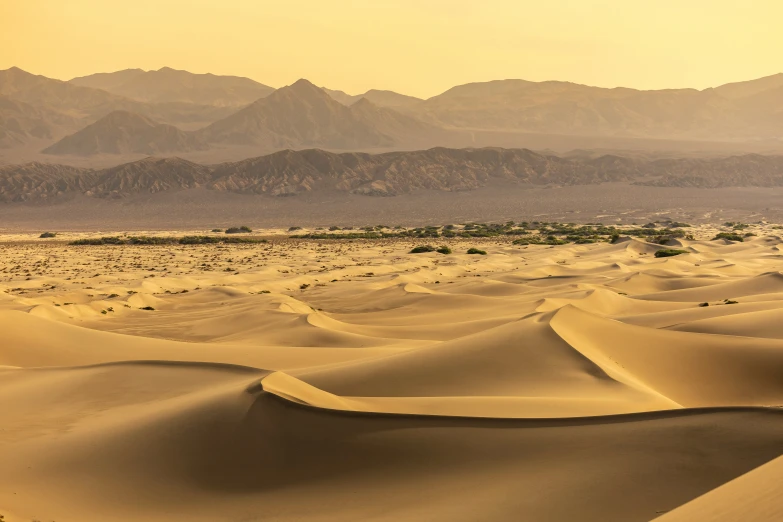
xmin=2 ymin=0 xmax=781 ymax=98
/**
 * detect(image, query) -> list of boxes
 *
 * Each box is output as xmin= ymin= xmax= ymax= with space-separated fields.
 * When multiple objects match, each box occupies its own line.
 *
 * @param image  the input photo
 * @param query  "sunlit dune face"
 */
xmin=2 ymin=228 xmax=783 ymax=519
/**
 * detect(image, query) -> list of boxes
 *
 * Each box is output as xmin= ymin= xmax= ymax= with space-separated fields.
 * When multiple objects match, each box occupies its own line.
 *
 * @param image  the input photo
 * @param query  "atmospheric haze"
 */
xmin=2 ymin=3 xmax=783 ymax=522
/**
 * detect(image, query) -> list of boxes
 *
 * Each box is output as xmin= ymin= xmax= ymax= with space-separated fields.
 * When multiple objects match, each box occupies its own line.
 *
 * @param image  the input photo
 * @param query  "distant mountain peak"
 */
xmin=263 ymin=79 xmax=332 ymax=104
xmin=3 ymin=66 xmax=35 ymax=78
xmin=286 ymin=78 xmax=325 ymax=95
xmin=291 ymin=78 xmax=318 ymax=87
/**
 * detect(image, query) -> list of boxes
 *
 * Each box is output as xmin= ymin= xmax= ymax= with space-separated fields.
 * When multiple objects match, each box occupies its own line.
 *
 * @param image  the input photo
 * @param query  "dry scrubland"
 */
xmin=2 ymin=223 xmax=783 ymax=521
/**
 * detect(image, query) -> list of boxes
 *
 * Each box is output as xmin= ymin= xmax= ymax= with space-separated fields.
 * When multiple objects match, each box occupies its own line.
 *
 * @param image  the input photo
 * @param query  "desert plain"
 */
xmin=1 ymin=224 xmax=782 ymax=522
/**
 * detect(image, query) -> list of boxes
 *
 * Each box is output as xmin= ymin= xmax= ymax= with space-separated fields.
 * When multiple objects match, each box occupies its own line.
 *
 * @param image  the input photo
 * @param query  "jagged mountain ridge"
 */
xmin=0 ymin=162 xmax=93 ymax=202
xmin=85 ymin=157 xmax=214 ymax=197
xmin=3 ymin=147 xmax=783 ymax=203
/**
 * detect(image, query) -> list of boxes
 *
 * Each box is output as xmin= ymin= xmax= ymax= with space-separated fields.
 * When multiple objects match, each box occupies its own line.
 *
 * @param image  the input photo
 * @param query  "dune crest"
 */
xmin=2 ymin=231 xmax=783 ymax=521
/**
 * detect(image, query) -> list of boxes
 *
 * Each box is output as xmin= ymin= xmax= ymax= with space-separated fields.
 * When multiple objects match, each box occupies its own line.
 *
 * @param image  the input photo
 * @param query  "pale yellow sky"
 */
xmin=1 ymin=0 xmax=781 ymax=98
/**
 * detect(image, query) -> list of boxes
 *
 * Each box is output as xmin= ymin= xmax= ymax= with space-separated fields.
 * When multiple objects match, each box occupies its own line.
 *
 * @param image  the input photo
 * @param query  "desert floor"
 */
xmin=1 ymin=230 xmax=783 ymax=521
xmin=2 ymin=182 xmax=783 ymax=232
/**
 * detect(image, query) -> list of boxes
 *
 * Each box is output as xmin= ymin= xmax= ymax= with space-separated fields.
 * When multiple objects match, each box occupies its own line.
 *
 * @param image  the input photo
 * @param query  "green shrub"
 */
xmin=467 ymin=248 xmax=487 ymax=255
xmin=436 ymin=246 xmax=452 ymax=255
xmin=180 ymin=235 xmax=221 ymax=244
xmin=70 ymin=235 xmax=266 ymax=246
xmin=39 ymin=232 xmax=57 ymax=238
xmin=650 ymin=235 xmax=674 ymax=245
xmin=655 ymin=249 xmax=689 ymax=258
xmin=225 ymin=226 xmax=252 ymax=234
xmin=127 ymin=236 xmax=176 ymax=245
xmin=69 ymin=237 xmax=122 ymax=245
xmin=223 ymin=237 xmax=266 ymax=244
xmin=712 ymin=232 xmax=744 ymax=242
xmin=410 ymin=245 xmax=436 ymax=253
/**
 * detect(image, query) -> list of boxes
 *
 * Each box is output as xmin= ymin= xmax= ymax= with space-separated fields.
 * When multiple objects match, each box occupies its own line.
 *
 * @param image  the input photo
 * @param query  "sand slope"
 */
xmin=2 ymin=232 xmax=783 ymax=521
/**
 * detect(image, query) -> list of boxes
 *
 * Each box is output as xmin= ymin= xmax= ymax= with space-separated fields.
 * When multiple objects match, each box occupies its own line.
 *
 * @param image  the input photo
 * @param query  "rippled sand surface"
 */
xmin=2 ymin=231 xmax=783 ymax=521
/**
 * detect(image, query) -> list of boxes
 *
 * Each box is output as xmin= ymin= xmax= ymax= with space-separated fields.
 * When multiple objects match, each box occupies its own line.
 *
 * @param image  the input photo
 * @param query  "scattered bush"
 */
xmin=225 ymin=226 xmax=252 ymax=234
xmin=408 ymin=244 xmax=452 ymax=254
xmin=410 ymin=245 xmax=436 ymax=253
xmin=180 ymin=235 xmax=221 ymax=244
xmin=698 ymin=302 xmax=709 ymax=307
xmin=139 ymin=306 xmax=155 ymax=311
xmin=70 ymin=237 xmax=120 ymax=245
xmin=211 ymin=228 xmax=223 ymax=233
xmin=180 ymin=235 xmax=265 ymax=245
xmin=513 ymin=237 xmax=567 ymax=246
xmin=127 ymin=236 xmax=175 ymax=245
xmin=712 ymin=232 xmax=744 ymax=242
xmin=467 ymin=248 xmax=487 ymax=255
xmin=654 ymin=249 xmax=689 ymax=258
xmin=70 ymin=235 xmax=266 ymax=246
xmin=650 ymin=235 xmax=676 ymax=245
xmin=39 ymin=232 xmax=57 ymax=238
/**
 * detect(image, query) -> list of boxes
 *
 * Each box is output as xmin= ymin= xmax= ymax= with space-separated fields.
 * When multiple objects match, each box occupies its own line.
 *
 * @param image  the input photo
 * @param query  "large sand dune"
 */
xmin=2 ymin=231 xmax=783 ymax=521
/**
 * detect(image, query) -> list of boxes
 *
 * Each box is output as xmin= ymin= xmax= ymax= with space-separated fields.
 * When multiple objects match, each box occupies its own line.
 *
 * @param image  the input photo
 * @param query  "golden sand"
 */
xmin=1 ymin=229 xmax=783 ymax=521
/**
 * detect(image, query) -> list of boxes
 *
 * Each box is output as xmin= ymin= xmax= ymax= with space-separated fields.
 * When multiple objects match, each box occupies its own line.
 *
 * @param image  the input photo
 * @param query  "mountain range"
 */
xmin=70 ymin=67 xmax=275 ymax=107
xmin=2 ymin=147 xmax=783 ymax=203
xmin=42 ymin=111 xmax=208 ymax=155
xmin=2 ymin=66 xmax=783 ymax=160
xmin=197 ymin=79 xmax=437 ymax=149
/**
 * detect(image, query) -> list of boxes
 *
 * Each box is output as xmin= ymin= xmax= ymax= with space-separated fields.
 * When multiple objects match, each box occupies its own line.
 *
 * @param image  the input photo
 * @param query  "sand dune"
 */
xmin=656 ymin=455 xmax=783 ymax=521
xmin=2 ymin=230 xmax=783 ymax=520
